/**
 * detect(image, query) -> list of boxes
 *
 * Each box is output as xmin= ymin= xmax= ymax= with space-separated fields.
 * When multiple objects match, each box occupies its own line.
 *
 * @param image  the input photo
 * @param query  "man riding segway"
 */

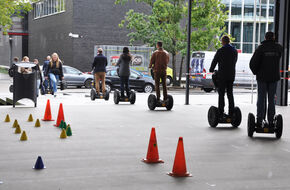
xmin=147 ymin=41 xmax=173 ymax=110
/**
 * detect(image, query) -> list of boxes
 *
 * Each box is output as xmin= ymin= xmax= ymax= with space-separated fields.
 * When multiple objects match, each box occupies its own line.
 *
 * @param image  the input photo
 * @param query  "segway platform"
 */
xmin=114 ymin=89 xmax=136 ymax=104
xmin=247 ymin=113 xmax=283 ymax=139
xmin=208 ymin=106 xmax=242 ymax=128
xmin=147 ymin=94 xmax=174 ymax=110
xmin=90 ymin=88 xmax=110 ymax=101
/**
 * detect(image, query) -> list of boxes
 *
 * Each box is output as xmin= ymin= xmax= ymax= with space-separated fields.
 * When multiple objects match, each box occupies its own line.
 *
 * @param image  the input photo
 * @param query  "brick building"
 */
xmin=28 ymin=0 xmax=150 ymax=71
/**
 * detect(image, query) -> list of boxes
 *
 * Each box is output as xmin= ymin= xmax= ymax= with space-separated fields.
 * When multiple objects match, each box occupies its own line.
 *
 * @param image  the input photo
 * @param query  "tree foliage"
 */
xmin=0 ymin=0 xmax=33 ymax=33
xmin=117 ymin=0 xmax=228 ymax=85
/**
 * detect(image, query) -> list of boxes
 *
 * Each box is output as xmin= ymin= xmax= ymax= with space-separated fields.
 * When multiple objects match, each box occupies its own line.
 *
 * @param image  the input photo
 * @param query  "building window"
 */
xmin=269 ymin=0 xmax=275 ymax=17
xmin=256 ymin=23 xmax=266 ymax=43
xmin=33 ymin=0 xmax=65 ymax=19
xmin=231 ymin=22 xmax=241 ymax=42
xmin=244 ymin=0 xmax=254 ymax=18
xmin=243 ymin=22 xmax=253 ymax=43
xmin=231 ymin=0 xmax=242 ymax=18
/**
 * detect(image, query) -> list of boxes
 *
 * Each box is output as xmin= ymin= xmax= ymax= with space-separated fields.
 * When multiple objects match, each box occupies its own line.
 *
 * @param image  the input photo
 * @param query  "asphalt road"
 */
xmin=0 ymin=76 xmax=290 ymax=190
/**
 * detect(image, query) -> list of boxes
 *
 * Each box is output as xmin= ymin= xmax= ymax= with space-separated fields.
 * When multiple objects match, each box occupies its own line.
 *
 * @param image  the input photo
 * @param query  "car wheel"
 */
xmin=77 ymin=86 xmax=82 ymax=88
xmin=106 ymin=83 xmax=112 ymax=93
xmin=204 ymin=88 xmax=213 ymax=93
xmin=84 ymin=79 xmax=93 ymax=89
xmin=166 ymin=76 xmax=173 ymax=86
xmin=144 ymin=84 xmax=153 ymax=93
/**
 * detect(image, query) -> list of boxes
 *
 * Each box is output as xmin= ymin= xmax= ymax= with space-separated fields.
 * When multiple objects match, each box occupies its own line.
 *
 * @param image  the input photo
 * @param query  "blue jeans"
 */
xmin=49 ymin=73 xmax=59 ymax=93
xmin=257 ymin=81 xmax=277 ymax=124
xmin=120 ymin=76 xmax=130 ymax=97
xmin=36 ymin=79 xmax=40 ymax=96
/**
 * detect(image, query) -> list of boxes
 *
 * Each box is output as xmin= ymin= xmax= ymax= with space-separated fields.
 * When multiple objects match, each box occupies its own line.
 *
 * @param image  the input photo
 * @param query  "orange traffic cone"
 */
xmin=168 ymin=137 xmax=191 ymax=177
xmin=142 ymin=127 xmax=164 ymax=163
xmin=42 ymin=99 xmax=54 ymax=121
xmin=54 ymin=103 xmax=65 ymax=127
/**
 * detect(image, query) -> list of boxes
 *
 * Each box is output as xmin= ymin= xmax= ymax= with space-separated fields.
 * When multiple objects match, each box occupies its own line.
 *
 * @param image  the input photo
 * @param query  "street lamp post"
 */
xmin=9 ymin=37 xmax=13 ymax=67
xmin=185 ymin=0 xmax=192 ymax=105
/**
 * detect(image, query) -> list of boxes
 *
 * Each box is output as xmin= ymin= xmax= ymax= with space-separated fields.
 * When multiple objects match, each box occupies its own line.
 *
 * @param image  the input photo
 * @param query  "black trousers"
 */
xmin=120 ymin=76 xmax=130 ymax=97
xmin=218 ymin=80 xmax=234 ymax=115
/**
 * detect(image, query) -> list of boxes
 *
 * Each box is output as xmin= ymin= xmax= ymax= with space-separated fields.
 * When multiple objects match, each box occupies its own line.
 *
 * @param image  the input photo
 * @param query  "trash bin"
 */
xmin=12 ymin=62 xmax=37 ymax=107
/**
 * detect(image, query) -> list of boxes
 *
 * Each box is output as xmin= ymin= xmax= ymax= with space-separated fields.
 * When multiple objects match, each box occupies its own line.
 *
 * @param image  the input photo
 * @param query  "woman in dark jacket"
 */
xmin=45 ymin=53 xmax=64 ymax=97
xmin=117 ymin=47 xmax=132 ymax=98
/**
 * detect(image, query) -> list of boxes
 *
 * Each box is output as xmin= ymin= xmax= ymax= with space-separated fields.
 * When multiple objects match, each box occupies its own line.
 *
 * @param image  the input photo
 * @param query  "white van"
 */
xmin=190 ymin=51 xmax=254 ymax=92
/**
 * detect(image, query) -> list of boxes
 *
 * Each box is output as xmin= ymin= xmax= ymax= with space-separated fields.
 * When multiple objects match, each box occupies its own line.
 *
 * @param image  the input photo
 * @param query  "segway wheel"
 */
xmin=9 ymin=85 xmax=13 ymax=93
xmin=166 ymin=95 xmax=174 ymax=110
xmin=90 ymin=89 xmax=96 ymax=101
xmin=130 ymin=91 xmax=136 ymax=105
xmin=148 ymin=94 xmax=157 ymax=110
xmin=208 ymin=106 xmax=219 ymax=128
xmin=231 ymin=107 xmax=242 ymax=128
xmin=104 ymin=91 xmax=110 ymax=101
xmin=275 ymin=114 xmax=283 ymax=139
xmin=247 ymin=113 xmax=255 ymax=137
xmin=114 ymin=90 xmax=120 ymax=104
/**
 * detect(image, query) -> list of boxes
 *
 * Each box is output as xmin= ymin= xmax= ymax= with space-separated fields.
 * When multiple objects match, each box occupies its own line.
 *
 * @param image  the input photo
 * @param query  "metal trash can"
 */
xmin=12 ymin=62 xmax=37 ymax=107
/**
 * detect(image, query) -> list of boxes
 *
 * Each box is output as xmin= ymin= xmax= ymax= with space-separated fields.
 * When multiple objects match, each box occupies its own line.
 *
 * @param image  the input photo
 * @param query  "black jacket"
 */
xmin=45 ymin=61 xmax=64 ymax=78
xmin=250 ymin=40 xmax=283 ymax=82
xmin=209 ymin=44 xmax=238 ymax=82
xmin=92 ymin=54 xmax=108 ymax=73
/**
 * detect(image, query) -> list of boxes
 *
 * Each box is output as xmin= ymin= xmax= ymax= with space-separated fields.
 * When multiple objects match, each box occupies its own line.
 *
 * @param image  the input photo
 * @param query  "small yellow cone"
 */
xmin=28 ymin=114 xmax=33 ymax=122
xmin=20 ymin=130 xmax=28 ymax=141
xmin=35 ymin=119 xmax=41 ymax=127
xmin=60 ymin=129 xmax=67 ymax=139
xmin=12 ymin=119 xmax=18 ymax=128
xmin=4 ymin=114 xmax=10 ymax=122
xmin=14 ymin=125 xmax=21 ymax=134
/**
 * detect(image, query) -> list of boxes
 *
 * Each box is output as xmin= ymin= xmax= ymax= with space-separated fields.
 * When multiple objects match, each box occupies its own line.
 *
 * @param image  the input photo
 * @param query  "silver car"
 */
xmin=62 ymin=66 xmax=93 ymax=88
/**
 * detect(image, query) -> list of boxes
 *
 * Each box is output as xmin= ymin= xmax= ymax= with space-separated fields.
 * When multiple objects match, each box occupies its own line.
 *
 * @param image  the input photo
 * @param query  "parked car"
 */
xmin=62 ymin=65 xmax=93 ymax=88
xmin=105 ymin=67 xmax=155 ymax=93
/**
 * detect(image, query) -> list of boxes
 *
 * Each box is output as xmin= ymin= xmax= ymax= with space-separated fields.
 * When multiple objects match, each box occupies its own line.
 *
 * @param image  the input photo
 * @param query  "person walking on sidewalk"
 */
xmin=117 ymin=47 xmax=132 ymax=98
xmin=209 ymin=35 xmax=238 ymax=117
xmin=33 ymin=59 xmax=43 ymax=97
xmin=43 ymin=55 xmax=51 ymax=90
xmin=92 ymin=48 xmax=108 ymax=96
xmin=149 ymin=41 xmax=169 ymax=102
xmin=44 ymin=53 xmax=64 ymax=97
xmin=250 ymin=32 xmax=283 ymax=127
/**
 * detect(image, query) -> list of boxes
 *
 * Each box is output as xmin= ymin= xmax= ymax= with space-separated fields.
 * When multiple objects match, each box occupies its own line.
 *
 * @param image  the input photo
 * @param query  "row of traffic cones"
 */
xmin=4 ymin=114 xmax=39 ymax=123
xmin=142 ymin=128 xmax=192 ymax=177
xmin=5 ymin=114 xmax=42 ymax=141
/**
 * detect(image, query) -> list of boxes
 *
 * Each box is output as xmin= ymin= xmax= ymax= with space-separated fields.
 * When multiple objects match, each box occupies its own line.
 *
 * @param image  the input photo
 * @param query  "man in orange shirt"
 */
xmin=149 ymin=41 xmax=170 ymax=102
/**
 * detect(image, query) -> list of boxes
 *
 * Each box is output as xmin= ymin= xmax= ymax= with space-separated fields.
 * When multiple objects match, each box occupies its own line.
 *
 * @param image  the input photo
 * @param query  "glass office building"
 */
xmin=221 ymin=0 xmax=275 ymax=53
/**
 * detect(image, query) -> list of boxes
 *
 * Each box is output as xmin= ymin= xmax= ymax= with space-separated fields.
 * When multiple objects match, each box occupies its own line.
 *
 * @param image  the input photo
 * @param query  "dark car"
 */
xmin=105 ymin=68 xmax=155 ymax=93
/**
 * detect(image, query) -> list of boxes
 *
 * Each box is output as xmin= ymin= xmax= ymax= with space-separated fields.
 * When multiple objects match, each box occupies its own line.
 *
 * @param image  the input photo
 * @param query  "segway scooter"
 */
xmin=90 ymin=80 xmax=109 ymax=101
xmin=148 ymin=94 xmax=173 ymax=110
xmin=247 ymin=97 xmax=283 ymax=139
xmin=207 ymin=71 xmax=242 ymax=128
xmin=147 ymin=69 xmax=173 ymax=110
xmin=114 ymin=89 xmax=136 ymax=104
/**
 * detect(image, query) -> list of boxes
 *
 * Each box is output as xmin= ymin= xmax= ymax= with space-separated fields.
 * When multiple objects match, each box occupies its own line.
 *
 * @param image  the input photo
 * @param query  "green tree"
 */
xmin=0 ymin=0 xmax=33 ymax=33
xmin=116 ymin=0 xmax=228 ymax=86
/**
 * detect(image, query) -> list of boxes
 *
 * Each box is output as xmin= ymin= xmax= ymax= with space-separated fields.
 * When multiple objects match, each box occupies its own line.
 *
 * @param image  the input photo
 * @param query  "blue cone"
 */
xmin=33 ymin=156 xmax=45 ymax=169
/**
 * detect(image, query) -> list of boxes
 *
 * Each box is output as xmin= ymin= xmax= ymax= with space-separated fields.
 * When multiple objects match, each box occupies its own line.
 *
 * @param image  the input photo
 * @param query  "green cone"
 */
xmin=66 ymin=125 xmax=72 ymax=136
xmin=63 ymin=122 xmax=67 ymax=130
xmin=59 ymin=120 xmax=64 ymax=128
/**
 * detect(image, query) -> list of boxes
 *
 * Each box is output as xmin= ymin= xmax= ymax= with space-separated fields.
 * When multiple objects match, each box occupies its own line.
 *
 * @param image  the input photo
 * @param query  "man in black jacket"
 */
xmin=92 ymin=48 xmax=108 ymax=95
xmin=250 ymin=32 xmax=283 ymax=127
xmin=209 ymin=35 xmax=238 ymax=117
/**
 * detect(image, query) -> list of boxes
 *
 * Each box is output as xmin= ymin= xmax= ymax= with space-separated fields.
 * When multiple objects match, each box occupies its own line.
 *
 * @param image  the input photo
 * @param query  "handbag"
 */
xmin=60 ymin=80 xmax=67 ymax=90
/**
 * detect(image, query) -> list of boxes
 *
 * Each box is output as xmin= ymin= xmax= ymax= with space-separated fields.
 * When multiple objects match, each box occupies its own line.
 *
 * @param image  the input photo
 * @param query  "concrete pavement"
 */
xmin=0 ymin=86 xmax=290 ymax=189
